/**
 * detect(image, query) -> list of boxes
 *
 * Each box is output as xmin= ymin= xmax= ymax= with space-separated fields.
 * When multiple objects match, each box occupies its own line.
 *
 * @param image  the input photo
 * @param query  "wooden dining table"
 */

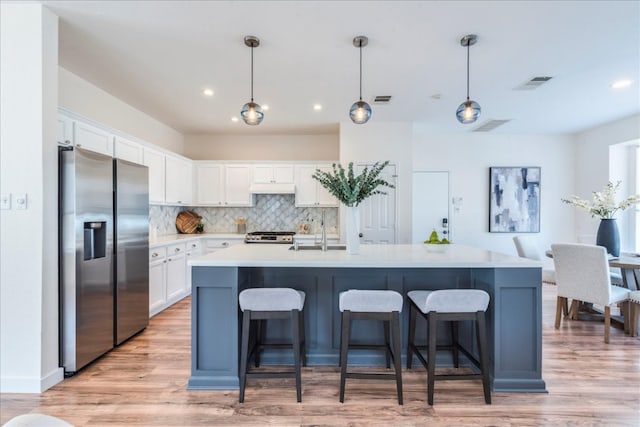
xmin=609 ymin=255 xmax=640 ymax=291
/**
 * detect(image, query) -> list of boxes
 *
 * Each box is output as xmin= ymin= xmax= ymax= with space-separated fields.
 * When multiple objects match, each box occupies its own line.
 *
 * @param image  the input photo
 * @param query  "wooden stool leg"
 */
xmin=391 ymin=311 xmax=403 ymax=405
xmin=254 ymin=319 xmax=263 ymax=367
xmin=239 ymin=310 xmax=252 ymax=403
xmin=299 ymin=308 xmax=307 ymax=367
xmin=476 ymin=311 xmax=491 ymax=404
xmin=339 ymin=310 xmax=351 ymax=403
xmin=632 ymin=302 xmax=639 ymax=337
xmin=291 ymin=309 xmax=302 ymax=403
xmin=384 ymin=319 xmax=391 ymax=369
xmin=407 ymin=304 xmax=417 ymax=369
xmin=451 ymin=320 xmax=459 ymax=368
xmin=427 ymin=312 xmax=437 ymax=406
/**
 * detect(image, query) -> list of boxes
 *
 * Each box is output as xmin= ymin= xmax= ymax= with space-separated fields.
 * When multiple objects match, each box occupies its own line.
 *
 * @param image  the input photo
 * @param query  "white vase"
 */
xmin=345 ymin=205 xmax=360 ymax=254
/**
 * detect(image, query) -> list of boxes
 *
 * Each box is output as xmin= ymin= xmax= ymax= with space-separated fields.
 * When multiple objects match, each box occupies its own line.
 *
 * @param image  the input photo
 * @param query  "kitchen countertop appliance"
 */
xmin=59 ymin=147 xmax=149 ymax=374
xmin=245 ymin=231 xmax=295 ymax=244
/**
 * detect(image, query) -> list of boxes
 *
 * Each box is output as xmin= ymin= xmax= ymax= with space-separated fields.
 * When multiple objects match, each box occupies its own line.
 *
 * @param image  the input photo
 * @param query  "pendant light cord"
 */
xmin=359 ymin=39 xmax=363 ymax=101
xmin=250 ymin=44 xmax=254 ymax=102
xmin=466 ymin=41 xmax=470 ymax=100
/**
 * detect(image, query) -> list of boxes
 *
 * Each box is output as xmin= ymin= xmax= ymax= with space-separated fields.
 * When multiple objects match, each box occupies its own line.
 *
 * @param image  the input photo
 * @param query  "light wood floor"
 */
xmin=2 ymin=284 xmax=639 ymax=426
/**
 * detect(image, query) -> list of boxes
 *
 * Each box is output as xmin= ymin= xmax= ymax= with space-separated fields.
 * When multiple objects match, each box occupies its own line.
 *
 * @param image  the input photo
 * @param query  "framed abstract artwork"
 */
xmin=489 ymin=166 xmax=540 ymax=233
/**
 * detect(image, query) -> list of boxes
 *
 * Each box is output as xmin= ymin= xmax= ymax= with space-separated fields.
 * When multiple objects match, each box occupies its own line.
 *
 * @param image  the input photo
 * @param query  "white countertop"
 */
xmin=149 ymin=233 xmax=340 ymax=248
xmin=150 ymin=233 xmax=245 ymax=247
xmin=188 ymin=243 xmax=541 ymax=269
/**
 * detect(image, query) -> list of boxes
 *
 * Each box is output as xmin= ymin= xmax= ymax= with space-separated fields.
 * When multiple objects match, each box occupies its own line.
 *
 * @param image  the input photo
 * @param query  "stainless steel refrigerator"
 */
xmin=59 ymin=147 xmax=149 ymax=373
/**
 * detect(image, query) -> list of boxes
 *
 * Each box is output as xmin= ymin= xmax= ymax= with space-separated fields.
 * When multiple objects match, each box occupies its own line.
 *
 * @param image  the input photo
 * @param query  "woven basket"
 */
xmin=176 ymin=210 xmax=202 ymax=234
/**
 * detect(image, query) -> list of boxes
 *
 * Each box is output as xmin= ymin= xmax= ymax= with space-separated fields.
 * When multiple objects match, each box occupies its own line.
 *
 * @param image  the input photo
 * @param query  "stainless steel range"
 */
xmin=245 ymin=231 xmax=295 ymax=244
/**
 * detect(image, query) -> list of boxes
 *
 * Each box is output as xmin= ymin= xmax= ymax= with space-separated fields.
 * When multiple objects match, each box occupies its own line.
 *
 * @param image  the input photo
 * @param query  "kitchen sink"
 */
xmin=289 ymin=244 xmax=346 ymax=251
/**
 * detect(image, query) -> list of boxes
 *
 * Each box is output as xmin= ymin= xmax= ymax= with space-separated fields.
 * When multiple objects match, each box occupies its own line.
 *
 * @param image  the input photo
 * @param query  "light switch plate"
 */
xmin=14 ymin=193 xmax=27 ymax=210
xmin=0 ymin=194 xmax=10 ymax=210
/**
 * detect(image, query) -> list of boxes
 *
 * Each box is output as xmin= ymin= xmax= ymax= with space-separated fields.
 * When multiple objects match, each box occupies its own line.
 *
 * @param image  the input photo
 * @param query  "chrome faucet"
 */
xmin=320 ymin=208 xmax=328 ymax=251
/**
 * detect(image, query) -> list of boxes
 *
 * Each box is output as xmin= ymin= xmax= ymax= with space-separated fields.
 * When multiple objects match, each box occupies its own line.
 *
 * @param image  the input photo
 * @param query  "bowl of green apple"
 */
xmin=423 ymin=230 xmax=450 ymax=253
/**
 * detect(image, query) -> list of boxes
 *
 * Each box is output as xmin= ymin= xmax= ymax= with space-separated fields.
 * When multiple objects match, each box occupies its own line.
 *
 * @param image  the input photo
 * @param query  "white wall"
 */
xmin=411 ymin=127 xmax=576 ymax=255
xmin=573 ymin=114 xmax=640 ymax=251
xmin=1 ymin=3 xmax=63 ymax=392
xmin=59 ymin=67 xmax=185 ymax=154
xmin=184 ymin=134 xmax=339 ymax=161
xmin=339 ymin=121 xmax=414 ymax=244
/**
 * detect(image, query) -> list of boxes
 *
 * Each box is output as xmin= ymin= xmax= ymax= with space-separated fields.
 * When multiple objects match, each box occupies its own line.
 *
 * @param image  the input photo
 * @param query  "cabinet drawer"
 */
xmin=149 ymin=247 xmax=167 ymax=261
xmin=167 ymin=243 xmax=186 ymax=256
xmin=186 ymin=240 xmax=201 ymax=252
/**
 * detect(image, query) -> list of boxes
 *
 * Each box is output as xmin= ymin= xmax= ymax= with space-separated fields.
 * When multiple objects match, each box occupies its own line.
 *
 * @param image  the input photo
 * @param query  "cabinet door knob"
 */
xmin=64 ymin=140 xmax=71 ymax=145
xmin=152 ymin=252 xmax=159 ymax=258
xmin=192 ymin=243 xmax=197 ymax=248
xmin=222 ymin=242 xmax=229 ymax=247
xmin=76 ymin=143 xmax=82 ymax=147
xmin=175 ymin=247 xmax=181 ymax=252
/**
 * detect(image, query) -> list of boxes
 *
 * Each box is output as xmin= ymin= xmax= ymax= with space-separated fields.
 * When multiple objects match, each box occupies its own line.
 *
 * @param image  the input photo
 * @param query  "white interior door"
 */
xmin=412 ymin=171 xmax=450 ymax=243
xmin=357 ymin=163 xmax=397 ymax=244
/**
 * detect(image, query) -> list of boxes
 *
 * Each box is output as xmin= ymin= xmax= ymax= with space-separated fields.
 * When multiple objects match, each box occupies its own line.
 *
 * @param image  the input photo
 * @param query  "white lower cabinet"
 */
xmin=150 ymin=238 xmax=241 ymax=317
xmin=165 ymin=243 xmax=187 ymax=304
xmin=149 ymin=247 xmax=167 ymax=317
xmin=185 ymin=240 xmax=203 ymax=292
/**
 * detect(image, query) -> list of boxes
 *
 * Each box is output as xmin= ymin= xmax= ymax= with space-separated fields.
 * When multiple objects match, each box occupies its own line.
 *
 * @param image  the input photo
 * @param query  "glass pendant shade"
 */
xmin=456 ymin=34 xmax=481 ymax=125
xmin=241 ymin=101 xmax=264 ymax=125
xmin=241 ymin=35 xmax=263 ymax=126
xmin=349 ymin=100 xmax=372 ymax=124
xmin=456 ymin=98 xmax=481 ymax=124
xmin=350 ymin=36 xmax=371 ymax=125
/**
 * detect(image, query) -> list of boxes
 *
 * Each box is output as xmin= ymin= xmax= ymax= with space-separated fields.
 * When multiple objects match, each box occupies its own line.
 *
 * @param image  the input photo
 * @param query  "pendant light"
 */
xmin=456 ymin=34 xmax=481 ymax=124
xmin=241 ymin=35 xmax=264 ymax=126
xmin=349 ymin=36 xmax=372 ymax=124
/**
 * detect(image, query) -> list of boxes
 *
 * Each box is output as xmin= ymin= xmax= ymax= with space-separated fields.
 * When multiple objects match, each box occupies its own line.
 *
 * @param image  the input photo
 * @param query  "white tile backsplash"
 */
xmin=150 ymin=194 xmax=338 ymax=236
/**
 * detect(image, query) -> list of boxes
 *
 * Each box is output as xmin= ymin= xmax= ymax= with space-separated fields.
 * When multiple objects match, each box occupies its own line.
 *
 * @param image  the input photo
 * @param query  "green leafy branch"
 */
xmin=312 ymin=161 xmax=394 ymax=207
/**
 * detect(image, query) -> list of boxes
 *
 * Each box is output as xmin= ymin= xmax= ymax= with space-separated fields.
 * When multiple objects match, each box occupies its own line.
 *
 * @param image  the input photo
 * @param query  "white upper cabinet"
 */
xmin=165 ymin=155 xmax=193 ymax=205
xmin=252 ymin=164 xmax=294 ymax=184
xmin=294 ymin=164 xmax=338 ymax=207
xmin=195 ymin=163 xmax=252 ymax=206
xmin=114 ymin=136 xmax=143 ymax=165
xmin=143 ymin=147 xmax=165 ymax=204
xmin=57 ymin=114 xmax=74 ymax=147
xmin=195 ymin=163 xmax=224 ymax=205
xmin=74 ymin=120 xmax=113 ymax=156
xmin=224 ymin=164 xmax=253 ymax=206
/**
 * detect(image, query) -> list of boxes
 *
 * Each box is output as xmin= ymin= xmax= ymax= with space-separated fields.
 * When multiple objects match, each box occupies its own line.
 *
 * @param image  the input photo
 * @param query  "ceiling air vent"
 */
xmin=372 ymin=95 xmax=392 ymax=104
xmin=515 ymin=76 xmax=553 ymax=90
xmin=472 ymin=119 xmax=512 ymax=132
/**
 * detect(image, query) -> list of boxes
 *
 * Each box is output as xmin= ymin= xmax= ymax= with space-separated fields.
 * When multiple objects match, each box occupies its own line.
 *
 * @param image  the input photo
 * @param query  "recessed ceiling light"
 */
xmin=231 ymin=116 xmax=239 ymax=122
xmin=610 ymin=79 xmax=633 ymax=89
xmin=262 ymin=104 xmax=270 ymax=111
xmin=313 ymin=104 xmax=323 ymax=111
xmin=203 ymin=88 xmax=214 ymax=97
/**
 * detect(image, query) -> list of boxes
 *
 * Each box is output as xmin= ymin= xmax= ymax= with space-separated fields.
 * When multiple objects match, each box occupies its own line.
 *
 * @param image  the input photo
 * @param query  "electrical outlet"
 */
xmin=14 ymin=193 xmax=27 ymax=210
xmin=0 ymin=194 xmax=11 ymax=210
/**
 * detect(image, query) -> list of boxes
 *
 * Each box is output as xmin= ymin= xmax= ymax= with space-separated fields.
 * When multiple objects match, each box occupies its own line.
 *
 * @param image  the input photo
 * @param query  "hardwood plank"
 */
xmin=2 ymin=285 xmax=639 ymax=426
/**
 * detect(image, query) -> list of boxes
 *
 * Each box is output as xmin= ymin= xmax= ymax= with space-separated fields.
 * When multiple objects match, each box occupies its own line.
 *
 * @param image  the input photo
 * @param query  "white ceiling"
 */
xmin=43 ymin=0 xmax=640 ymax=136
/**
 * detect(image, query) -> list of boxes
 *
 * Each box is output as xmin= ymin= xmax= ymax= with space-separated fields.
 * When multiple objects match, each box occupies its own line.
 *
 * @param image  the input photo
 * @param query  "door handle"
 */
xmin=358 ymin=233 xmax=363 ymax=238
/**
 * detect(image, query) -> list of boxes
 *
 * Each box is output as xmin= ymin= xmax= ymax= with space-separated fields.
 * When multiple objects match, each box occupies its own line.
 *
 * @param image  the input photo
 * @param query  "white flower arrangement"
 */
xmin=561 ymin=181 xmax=640 ymax=219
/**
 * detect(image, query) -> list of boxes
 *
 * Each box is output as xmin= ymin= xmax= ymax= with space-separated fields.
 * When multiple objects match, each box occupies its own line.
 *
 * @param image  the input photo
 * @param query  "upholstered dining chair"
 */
xmin=551 ymin=243 xmax=630 ymax=343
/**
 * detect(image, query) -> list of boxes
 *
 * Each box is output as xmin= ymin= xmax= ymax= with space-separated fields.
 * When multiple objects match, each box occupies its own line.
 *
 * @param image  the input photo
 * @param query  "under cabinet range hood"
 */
xmin=248 ymin=183 xmax=296 ymax=194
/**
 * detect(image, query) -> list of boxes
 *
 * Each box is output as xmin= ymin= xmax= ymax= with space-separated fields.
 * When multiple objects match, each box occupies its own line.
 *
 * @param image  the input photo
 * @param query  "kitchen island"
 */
xmin=187 ymin=244 xmax=546 ymax=393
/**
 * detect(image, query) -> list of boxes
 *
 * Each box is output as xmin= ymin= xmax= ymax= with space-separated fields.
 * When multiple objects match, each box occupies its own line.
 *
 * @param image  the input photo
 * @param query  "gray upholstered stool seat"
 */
xmin=238 ymin=288 xmax=306 ymax=403
xmin=338 ymin=290 xmax=404 ymax=405
xmin=629 ymin=290 xmax=640 ymax=337
xmin=406 ymin=289 xmax=491 ymax=405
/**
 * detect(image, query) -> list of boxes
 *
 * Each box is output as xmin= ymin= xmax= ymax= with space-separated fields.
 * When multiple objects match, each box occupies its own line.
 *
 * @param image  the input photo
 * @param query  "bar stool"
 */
xmin=406 ymin=289 xmax=491 ymax=405
xmin=630 ymin=291 xmax=640 ymax=337
xmin=238 ymin=287 xmax=306 ymax=403
xmin=338 ymin=289 xmax=404 ymax=405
